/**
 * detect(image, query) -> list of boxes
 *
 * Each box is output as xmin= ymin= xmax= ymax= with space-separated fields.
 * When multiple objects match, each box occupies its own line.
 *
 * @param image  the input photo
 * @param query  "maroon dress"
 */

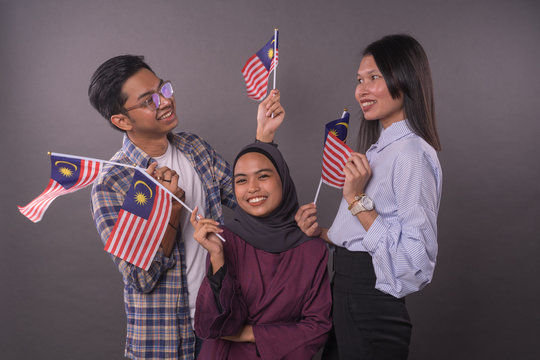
xmin=194 ymin=227 xmax=332 ymax=359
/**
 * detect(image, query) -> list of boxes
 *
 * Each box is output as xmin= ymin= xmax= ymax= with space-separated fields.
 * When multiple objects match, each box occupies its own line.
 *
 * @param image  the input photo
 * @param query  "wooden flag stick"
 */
xmin=313 ymin=178 xmax=323 ymax=204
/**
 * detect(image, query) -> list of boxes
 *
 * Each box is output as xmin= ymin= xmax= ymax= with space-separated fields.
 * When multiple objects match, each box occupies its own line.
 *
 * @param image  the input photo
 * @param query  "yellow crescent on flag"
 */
xmin=134 ymin=180 xmax=153 ymax=199
xmin=133 ymin=180 xmax=153 ymax=205
xmin=54 ymin=160 xmax=78 ymax=177
xmin=54 ymin=160 xmax=78 ymax=171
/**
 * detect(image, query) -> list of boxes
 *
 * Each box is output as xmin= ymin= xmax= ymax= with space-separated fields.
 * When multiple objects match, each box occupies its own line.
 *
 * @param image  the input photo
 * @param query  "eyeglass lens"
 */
xmin=151 ymin=82 xmax=174 ymax=109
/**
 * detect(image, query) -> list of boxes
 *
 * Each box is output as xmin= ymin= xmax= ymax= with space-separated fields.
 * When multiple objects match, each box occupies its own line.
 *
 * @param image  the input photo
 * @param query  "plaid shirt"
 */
xmin=91 ymin=132 xmax=235 ymax=359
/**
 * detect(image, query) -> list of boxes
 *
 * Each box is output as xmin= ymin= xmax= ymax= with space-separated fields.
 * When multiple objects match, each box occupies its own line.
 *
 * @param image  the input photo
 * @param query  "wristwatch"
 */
xmin=349 ymin=194 xmax=374 ymax=215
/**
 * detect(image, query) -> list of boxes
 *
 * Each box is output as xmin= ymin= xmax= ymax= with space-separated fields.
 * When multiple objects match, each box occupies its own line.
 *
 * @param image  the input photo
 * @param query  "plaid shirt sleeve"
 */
xmin=201 ymin=137 xmax=236 ymax=211
xmin=91 ymin=164 xmax=176 ymax=293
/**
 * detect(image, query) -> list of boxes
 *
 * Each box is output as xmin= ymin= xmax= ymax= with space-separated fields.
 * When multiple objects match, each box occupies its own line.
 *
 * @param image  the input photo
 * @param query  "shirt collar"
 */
xmin=369 ymin=120 xmax=413 ymax=154
xmin=168 ymin=132 xmax=193 ymax=153
xmin=121 ymin=132 xmax=195 ymax=168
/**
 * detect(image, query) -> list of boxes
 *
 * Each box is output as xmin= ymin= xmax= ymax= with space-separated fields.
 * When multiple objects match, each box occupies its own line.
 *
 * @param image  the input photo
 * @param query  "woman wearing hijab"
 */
xmin=190 ymin=142 xmax=332 ymax=359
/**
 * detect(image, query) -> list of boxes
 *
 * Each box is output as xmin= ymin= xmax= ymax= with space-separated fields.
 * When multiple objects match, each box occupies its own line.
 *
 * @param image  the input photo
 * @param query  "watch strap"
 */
xmin=350 ymin=200 xmax=367 ymax=216
xmin=347 ymin=193 xmax=365 ymax=210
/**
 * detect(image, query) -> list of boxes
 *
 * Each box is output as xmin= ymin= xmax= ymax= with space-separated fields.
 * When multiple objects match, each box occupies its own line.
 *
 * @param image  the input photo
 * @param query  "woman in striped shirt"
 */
xmin=296 ymin=34 xmax=442 ymax=359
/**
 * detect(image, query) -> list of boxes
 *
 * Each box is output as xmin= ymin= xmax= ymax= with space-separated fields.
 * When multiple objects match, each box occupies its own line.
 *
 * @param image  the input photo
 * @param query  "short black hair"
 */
xmin=357 ymin=34 xmax=441 ymax=151
xmin=88 ymin=55 xmax=154 ymax=131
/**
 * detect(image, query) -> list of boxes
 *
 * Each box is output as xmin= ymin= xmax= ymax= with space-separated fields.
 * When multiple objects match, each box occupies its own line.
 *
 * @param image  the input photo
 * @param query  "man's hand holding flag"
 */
xmin=104 ymin=165 xmax=178 ymax=271
xmin=18 ymin=152 xmax=224 ymax=270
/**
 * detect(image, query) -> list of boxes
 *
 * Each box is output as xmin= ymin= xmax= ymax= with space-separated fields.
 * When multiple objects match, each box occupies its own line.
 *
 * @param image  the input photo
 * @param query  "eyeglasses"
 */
xmin=124 ymin=81 xmax=174 ymax=112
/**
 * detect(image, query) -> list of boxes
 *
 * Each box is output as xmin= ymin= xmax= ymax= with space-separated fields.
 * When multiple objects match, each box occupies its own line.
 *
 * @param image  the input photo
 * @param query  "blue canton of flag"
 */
xmin=255 ymin=34 xmax=278 ymax=71
xmin=50 ymin=156 xmax=83 ymax=189
xmin=122 ymin=171 xmax=155 ymax=220
xmin=324 ymin=111 xmax=350 ymax=142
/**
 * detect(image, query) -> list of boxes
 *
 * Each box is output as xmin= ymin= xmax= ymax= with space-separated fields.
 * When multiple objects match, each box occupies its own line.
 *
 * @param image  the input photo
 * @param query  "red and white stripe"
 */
xmin=18 ymin=160 xmax=102 ymax=223
xmin=242 ymin=50 xmax=278 ymax=101
xmin=104 ymin=187 xmax=172 ymax=271
xmin=321 ymin=133 xmax=352 ymax=188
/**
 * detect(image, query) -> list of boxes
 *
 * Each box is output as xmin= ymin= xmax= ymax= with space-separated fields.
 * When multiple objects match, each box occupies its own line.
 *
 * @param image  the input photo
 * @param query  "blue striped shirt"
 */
xmin=327 ymin=120 xmax=442 ymax=298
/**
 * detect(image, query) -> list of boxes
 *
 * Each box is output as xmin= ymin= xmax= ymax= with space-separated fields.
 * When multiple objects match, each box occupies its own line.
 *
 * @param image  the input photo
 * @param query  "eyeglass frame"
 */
xmin=123 ymin=80 xmax=174 ymax=113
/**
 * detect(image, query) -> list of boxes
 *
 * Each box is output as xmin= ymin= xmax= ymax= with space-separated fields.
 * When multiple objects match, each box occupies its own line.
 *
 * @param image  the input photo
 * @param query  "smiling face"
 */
xmin=112 ymin=68 xmax=178 ymax=138
xmin=234 ymin=152 xmax=283 ymax=218
xmin=355 ymin=55 xmax=405 ymax=128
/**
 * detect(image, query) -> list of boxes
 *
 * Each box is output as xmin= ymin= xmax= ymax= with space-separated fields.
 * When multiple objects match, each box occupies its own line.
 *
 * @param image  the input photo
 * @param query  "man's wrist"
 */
xmin=170 ymin=206 xmax=182 ymax=224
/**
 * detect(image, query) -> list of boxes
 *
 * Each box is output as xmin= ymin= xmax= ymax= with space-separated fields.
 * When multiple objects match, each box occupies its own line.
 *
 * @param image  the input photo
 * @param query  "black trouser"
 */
xmin=322 ymin=247 xmax=411 ymax=360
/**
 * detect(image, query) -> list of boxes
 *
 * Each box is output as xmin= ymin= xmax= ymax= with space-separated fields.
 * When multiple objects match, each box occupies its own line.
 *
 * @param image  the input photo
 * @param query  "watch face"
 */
xmin=361 ymin=196 xmax=374 ymax=210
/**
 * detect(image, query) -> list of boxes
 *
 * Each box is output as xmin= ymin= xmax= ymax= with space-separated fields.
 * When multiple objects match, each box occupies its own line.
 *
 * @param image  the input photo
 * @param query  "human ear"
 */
xmin=110 ymin=113 xmax=133 ymax=131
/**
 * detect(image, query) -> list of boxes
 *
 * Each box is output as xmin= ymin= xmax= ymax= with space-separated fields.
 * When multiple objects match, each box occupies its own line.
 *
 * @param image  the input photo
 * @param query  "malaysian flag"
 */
xmin=104 ymin=170 xmax=172 ymax=270
xmin=18 ymin=155 xmax=102 ymax=222
xmin=242 ymin=32 xmax=279 ymax=101
xmin=321 ymin=112 xmax=352 ymax=188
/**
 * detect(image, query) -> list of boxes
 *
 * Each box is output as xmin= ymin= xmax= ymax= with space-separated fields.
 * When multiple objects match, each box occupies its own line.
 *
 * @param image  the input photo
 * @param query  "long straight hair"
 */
xmin=357 ymin=34 xmax=441 ymax=152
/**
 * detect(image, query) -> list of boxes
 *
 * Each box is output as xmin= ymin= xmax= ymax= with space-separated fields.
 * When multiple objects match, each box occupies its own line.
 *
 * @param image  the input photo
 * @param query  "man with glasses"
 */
xmin=88 ymin=55 xmax=283 ymax=360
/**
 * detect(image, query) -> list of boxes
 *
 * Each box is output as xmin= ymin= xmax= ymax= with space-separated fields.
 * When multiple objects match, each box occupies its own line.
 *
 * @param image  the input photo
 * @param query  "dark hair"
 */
xmin=357 ymin=34 xmax=441 ymax=152
xmin=88 ymin=55 xmax=154 ymax=131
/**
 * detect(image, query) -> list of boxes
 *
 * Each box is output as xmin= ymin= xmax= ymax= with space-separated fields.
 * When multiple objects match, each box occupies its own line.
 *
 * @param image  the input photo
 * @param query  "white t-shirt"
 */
xmin=154 ymin=142 xmax=207 ymax=328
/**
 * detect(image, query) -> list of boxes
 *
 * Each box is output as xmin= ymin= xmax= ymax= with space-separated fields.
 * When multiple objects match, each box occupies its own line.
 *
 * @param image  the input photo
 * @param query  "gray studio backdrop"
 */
xmin=2 ymin=0 xmax=539 ymax=359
